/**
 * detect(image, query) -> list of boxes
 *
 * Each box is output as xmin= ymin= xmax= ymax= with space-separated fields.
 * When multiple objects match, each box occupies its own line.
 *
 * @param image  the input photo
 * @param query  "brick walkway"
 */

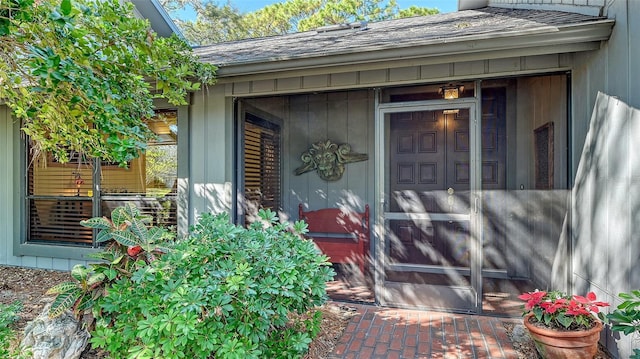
xmin=329 ymin=303 xmax=520 ymax=359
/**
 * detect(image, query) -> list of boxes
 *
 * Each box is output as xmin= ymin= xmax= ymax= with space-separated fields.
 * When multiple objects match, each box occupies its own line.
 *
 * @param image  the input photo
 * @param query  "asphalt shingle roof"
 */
xmin=194 ymin=7 xmax=608 ymax=67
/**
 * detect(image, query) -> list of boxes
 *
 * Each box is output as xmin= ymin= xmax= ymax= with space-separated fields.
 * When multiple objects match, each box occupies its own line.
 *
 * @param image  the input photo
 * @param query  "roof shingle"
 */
xmin=194 ymin=7 xmax=608 ymax=67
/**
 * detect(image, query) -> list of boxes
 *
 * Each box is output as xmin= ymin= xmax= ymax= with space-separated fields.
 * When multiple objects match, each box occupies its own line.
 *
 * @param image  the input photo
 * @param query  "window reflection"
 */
xmin=26 ymin=109 xmax=179 ymax=246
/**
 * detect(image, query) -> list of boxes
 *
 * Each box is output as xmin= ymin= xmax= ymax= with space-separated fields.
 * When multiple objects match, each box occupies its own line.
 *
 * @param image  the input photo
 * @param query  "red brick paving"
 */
xmin=329 ymin=303 xmax=519 ymax=359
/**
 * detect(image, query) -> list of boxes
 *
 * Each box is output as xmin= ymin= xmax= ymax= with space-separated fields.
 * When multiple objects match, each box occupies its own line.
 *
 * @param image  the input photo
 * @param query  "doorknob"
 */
xmin=447 ymin=188 xmax=455 ymax=207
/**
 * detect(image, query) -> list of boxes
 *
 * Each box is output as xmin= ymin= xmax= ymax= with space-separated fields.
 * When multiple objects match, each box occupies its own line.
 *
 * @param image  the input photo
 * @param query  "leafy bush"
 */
xmin=46 ymin=203 xmax=173 ymax=319
xmin=607 ymin=290 xmax=640 ymax=359
xmin=0 ymin=302 xmax=24 ymax=358
xmin=91 ymin=209 xmax=335 ymax=359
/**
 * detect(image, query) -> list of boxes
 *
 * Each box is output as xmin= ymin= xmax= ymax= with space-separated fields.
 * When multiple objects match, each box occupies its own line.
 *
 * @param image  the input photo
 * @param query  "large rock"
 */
xmin=20 ymin=303 xmax=90 ymax=359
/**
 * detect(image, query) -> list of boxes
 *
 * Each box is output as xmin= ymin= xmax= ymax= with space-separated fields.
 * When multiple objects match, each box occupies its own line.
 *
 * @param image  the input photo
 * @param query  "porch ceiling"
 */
xmin=194 ymin=7 xmax=614 ymax=79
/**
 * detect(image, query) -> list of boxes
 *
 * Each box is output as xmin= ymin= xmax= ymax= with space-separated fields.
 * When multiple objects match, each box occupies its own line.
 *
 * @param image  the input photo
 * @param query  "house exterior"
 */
xmin=1 ymin=0 xmax=639 ymax=357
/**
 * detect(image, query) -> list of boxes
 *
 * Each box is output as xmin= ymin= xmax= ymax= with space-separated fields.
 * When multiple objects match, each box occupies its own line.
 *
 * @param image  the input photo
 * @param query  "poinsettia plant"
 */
xmin=519 ymin=290 xmax=609 ymax=331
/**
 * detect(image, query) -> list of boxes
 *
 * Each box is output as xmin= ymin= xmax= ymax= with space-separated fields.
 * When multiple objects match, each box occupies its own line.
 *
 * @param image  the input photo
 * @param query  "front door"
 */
xmin=377 ymin=101 xmax=480 ymax=313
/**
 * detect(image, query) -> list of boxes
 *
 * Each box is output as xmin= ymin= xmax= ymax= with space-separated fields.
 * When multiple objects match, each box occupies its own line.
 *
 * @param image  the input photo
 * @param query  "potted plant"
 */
xmin=519 ymin=290 xmax=609 ymax=359
xmin=607 ymin=290 xmax=640 ymax=358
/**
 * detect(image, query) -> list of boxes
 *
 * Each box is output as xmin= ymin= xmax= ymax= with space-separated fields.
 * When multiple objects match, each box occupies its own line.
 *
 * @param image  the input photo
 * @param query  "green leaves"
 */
xmin=84 ymin=203 xmax=166 ymax=250
xmin=47 ymin=283 xmax=82 ymax=318
xmin=618 ymin=290 xmax=640 ymax=310
xmin=555 ymin=313 xmax=573 ymax=329
xmin=607 ymin=290 xmax=640 ymax=337
xmin=0 ymin=0 xmax=34 ymax=35
xmin=1 ymin=0 xmax=216 ymax=165
xmin=0 ymin=301 xmax=23 ymax=358
xmin=60 ymin=0 xmax=72 ymax=16
xmin=90 ymin=208 xmax=334 ymax=358
xmin=46 ymin=206 xmax=332 ymax=358
xmin=46 ymin=204 xmax=174 ymax=321
xmin=80 ymin=216 xmax=111 ymax=230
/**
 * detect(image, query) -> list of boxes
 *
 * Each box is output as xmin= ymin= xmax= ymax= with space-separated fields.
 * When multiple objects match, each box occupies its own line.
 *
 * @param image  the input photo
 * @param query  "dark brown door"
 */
xmin=388 ymin=109 xmax=471 ymax=267
xmin=381 ymin=105 xmax=477 ymax=312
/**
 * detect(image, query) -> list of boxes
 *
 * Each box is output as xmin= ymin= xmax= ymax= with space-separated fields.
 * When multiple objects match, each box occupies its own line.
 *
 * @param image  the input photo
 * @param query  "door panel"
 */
xmin=389 ymin=219 xmax=469 ymax=267
xmin=389 ymin=109 xmax=470 ymax=214
xmin=387 ymin=109 xmax=471 ymax=268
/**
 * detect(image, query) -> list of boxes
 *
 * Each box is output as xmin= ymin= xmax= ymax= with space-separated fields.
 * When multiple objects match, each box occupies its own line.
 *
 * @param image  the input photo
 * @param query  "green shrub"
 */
xmin=0 ymin=302 xmax=24 ymax=358
xmin=46 ymin=203 xmax=174 ymax=319
xmin=91 ymin=209 xmax=335 ymax=359
xmin=607 ymin=290 xmax=640 ymax=359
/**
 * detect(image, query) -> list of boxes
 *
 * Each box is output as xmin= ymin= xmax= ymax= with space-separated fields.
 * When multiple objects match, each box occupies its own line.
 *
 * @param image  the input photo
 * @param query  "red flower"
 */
xmin=573 ymin=292 xmax=609 ymax=313
xmin=518 ymin=291 xmax=547 ymax=311
xmin=540 ymin=298 xmax=566 ymax=314
xmin=519 ymin=289 xmax=609 ymax=330
xmin=127 ymin=245 xmax=143 ymax=257
xmin=566 ymin=299 xmax=590 ymax=316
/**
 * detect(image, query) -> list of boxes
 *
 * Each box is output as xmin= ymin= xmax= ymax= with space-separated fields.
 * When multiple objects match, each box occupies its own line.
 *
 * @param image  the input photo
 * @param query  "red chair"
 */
xmin=298 ymin=204 xmax=370 ymax=274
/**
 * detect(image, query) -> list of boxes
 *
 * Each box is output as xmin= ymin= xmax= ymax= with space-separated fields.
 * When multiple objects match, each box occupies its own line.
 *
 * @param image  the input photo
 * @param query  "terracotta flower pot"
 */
xmin=523 ymin=313 xmax=603 ymax=359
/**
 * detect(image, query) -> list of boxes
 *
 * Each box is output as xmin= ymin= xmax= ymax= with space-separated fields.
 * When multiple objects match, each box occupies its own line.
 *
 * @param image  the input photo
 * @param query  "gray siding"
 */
xmin=288 ymin=91 xmax=373 ymax=213
xmin=571 ymin=92 xmax=639 ymax=359
xmin=227 ymin=55 xmax=568 ymax=97
xmin=0 ymin=105 xmax=17 ymax=266
xmin=488 ymin=0 xmax=605 ymax=15
xmin=243 ymin=90 xmax=374 ymax=217
xmin=0 ymin=10 xmax=634 ymax=359
xmin=188 ymin=86 xmax=234 ymax=220
xmin=570 ymin=1 xmax=640 ymax=357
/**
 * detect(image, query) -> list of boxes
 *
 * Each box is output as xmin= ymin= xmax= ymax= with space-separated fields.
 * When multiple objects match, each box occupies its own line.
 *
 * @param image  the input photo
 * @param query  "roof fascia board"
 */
xmin=213 ymin=20 xmax=613 ymax=78
xmin=214 ymin=42 xmax=593 ymax=84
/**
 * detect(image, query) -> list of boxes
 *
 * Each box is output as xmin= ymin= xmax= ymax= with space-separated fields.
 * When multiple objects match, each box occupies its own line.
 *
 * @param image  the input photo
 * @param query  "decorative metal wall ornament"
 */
xmin=294 ymin=140 xmax=368 ymax=181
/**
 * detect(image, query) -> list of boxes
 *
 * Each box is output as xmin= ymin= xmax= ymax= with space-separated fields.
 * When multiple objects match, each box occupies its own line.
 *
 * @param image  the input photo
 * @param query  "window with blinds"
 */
xmin=25 ymin=109 xmax=178 ymax=246
xmin=244 ymin=115 xmax=281 ymax=219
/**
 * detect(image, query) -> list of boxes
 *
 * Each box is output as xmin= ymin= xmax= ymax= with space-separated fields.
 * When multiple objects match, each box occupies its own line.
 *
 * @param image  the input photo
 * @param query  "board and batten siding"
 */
xmin=188 ymin=85 xmax=234 ymax=222
xmin=569 ymin=1 xmax=640 ymax=358
xmin=487 ymin=0 xmax=605 ymax=16
xmin=287 ymin=91 xmax=373 ymax=214
xmin=242 ymin=90 xmax=374 ymax=219
xmin=225 ymin=54 xmax=570 ymax=97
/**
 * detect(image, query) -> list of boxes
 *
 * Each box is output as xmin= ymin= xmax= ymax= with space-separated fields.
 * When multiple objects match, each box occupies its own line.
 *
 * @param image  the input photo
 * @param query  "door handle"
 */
xmin=474 ymin=197 xmax=479 ymax=213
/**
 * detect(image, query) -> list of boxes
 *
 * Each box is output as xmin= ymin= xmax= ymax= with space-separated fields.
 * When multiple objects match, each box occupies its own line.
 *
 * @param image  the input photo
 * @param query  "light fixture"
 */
xmin=439 ymin=84 xmax=465 ymax=100
xmin=73 ymin=172 xmax=84 ymax=196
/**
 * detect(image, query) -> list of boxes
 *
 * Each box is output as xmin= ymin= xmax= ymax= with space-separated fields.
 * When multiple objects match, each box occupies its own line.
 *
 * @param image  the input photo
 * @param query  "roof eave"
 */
xmin=212 ymin=20 xmax=614 ymax=79
xmin=132 ymin=0 xmax=184 ymax=39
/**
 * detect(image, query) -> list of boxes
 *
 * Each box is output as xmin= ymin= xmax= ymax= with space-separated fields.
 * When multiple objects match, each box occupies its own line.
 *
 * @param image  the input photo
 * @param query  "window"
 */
xmin=25 ymin=109 xmax=178 ymax=246
xmin=243 ymin=113 xmax=281 ymax=223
